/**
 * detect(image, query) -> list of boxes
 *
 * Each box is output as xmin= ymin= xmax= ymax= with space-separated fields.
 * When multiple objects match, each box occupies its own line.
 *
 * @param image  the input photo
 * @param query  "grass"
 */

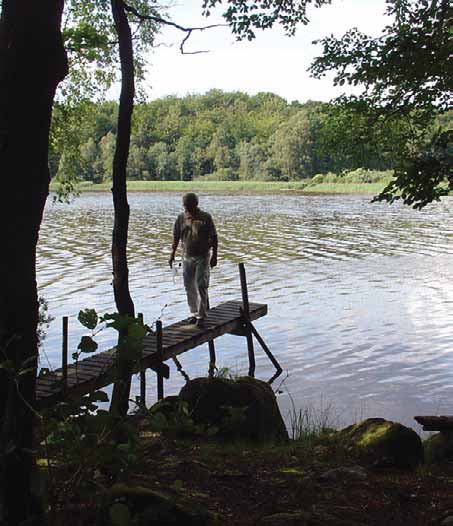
xmin=51 ymin=179 xmax=389 ymax=195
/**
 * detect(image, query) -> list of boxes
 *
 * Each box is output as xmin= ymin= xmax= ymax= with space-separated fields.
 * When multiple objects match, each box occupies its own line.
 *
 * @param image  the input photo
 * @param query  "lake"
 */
xmin=37 ymin=192 xmax=453 ymax=432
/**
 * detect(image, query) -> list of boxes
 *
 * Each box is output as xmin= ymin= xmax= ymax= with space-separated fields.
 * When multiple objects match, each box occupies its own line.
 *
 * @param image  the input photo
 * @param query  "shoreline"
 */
xmin=50 ymin=180 xmax=389 ymax=195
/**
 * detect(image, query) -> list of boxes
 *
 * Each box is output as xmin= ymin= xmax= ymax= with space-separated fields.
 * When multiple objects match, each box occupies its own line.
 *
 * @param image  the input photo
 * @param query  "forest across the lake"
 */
xmin=51 ymin=90 xmax=452 ymax=186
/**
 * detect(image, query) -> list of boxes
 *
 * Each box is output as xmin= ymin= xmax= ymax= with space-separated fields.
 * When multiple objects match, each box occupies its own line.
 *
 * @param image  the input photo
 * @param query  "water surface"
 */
xmin=37 ymin=193 xmax=453 ymax=431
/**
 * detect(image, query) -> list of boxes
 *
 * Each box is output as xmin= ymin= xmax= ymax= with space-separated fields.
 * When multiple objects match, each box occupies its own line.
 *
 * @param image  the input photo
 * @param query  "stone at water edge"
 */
xmin=340 ymin=418 xmax=424 ymax=469
xmin=424 ymin=432 xmax=453 ymax=463
xmin=179 ymin=376 xmax=289 ymax=443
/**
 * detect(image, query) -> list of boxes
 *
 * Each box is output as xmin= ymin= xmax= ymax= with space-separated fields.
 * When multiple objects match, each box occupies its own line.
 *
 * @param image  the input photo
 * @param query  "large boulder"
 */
xmin=179 ymin=377 xmax=289 ymax=443
xmin=340 ymin=418 xmax=424 ymax=469
xmin=424 ymin=432 xmax=453 ymax=463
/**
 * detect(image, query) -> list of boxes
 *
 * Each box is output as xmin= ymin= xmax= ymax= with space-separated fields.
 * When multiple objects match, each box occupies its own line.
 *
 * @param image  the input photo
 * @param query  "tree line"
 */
xmin=51 ymin=90 xmax=450 ymax=185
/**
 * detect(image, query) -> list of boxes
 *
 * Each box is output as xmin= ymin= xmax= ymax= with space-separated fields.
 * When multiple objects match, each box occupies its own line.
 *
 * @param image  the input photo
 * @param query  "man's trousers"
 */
xmin=182 ymin=254 xmax=210 ymax=319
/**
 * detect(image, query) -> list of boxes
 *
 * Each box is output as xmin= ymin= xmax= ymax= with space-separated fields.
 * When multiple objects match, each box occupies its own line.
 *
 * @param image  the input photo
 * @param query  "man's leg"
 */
xmin=183 ymin=256 xmax=199 ymax=319
xmin=195 ymin=255 xmax=210 ymax=320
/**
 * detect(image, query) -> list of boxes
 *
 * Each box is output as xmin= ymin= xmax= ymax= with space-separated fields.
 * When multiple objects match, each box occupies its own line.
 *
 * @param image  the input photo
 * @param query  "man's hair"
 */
xmin=183 ymin=192 xmax=199 ymax=206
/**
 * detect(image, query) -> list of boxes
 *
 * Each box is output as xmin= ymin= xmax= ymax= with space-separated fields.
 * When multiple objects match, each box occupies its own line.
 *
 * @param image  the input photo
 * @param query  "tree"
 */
xmin=205 ymin=0 xmax=451 ymax=207
xmin=175 ymin=135 xmax=195 ymax=181
xmin=269 ymin=110 xmax=319 ymax=179
xmin=0 ymin=1 xmax=67 ymax=524
xmin=309 ymin=0 xmax=452 ymax=208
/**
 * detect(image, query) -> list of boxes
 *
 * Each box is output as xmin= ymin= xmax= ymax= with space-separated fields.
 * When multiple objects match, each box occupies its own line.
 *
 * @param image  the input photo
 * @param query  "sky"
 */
xmin=143 ymin=0 xmax=390 ymax=104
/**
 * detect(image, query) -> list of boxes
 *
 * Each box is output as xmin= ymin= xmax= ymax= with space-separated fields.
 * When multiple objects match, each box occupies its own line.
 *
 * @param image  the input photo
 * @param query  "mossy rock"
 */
xmin=340 ymin=418 xmax=423 ymax=469
xmin=148 ymin=395 xmax=181 ymax=420
xmin=105 ymin=483 xmax=219 ymax=526
xmin=424 ymin=432 xmax=453 ymax=463
xmin=179 ymin=376 xmax=289 ymax=443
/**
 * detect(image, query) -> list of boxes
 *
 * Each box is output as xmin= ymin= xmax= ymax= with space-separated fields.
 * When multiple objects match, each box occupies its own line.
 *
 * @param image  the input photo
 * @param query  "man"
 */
xmin=169 ymin=193 xmax=218 ymax=327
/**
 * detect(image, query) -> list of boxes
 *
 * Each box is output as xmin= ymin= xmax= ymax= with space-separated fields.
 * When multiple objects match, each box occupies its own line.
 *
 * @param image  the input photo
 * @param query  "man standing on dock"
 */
xmin=169 ymin=193 xmax=218 ymax=327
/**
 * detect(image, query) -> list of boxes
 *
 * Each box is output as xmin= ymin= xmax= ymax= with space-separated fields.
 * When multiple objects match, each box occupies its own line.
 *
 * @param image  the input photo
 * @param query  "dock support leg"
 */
xmin=244 ymin=318 xmax=282 ymax=377
xmin=156 ymin=320 xmax=164 ymax=400
xmin=62 ymin=316 xmax=68 ymax=396
xmin=138 ymin=313 xmax=146 ymax=407
xmin=207 ymin=296 xmax=216 ymax=377
xmin=239 ymin=263 xmax=255 ymax=377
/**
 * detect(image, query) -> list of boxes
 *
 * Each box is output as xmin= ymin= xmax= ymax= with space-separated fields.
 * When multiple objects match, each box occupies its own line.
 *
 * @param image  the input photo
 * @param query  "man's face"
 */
xmin=183 ymin=197 xmax=197 ymax=213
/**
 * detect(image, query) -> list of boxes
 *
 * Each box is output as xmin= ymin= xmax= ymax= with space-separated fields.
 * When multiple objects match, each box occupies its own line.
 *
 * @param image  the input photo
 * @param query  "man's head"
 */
xmin=182 ymin=192 xmax=199 ymax=213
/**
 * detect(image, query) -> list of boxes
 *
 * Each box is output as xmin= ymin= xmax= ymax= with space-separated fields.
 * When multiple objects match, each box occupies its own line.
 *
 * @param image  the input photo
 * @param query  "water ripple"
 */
xmin=37 ymin=193 xmax=453 ymax=430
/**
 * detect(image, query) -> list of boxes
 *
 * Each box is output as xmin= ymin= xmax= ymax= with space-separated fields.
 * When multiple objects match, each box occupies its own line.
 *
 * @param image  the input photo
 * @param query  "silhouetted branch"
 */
xmin=122 ymin=1 xmax=227 ymax=54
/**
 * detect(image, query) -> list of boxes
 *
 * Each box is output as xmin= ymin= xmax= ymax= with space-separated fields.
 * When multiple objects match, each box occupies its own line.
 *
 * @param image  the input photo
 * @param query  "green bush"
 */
xmin=310 ymin=174 xmax=325 ymax=184
xmin=342 ymin=168 xmax=393 ymax=184
xmin=195 ymin=168 xmax=239 ymax=181
xmin=322 ymin=172 xmax=339 ymax=183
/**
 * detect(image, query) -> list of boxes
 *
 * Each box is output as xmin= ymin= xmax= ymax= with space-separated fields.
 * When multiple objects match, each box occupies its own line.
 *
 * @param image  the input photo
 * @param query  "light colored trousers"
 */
xmin=183 ymin=254 xmax=210 ymax=319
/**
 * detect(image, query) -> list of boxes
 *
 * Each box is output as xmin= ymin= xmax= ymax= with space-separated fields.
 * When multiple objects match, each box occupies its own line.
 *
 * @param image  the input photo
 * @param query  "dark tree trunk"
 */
xmin=0 ymin=1 xmax=67 ymax=524
xmin=109 ymin=0 xmax=136 ymax=416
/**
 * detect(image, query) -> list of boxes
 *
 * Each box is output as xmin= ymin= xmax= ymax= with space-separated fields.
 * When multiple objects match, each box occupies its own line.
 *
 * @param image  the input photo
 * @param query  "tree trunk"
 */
xmin=109 ymin=0 xmax=136 ymax=416
xmin=0 ymin=1 xmax=67 ymax=524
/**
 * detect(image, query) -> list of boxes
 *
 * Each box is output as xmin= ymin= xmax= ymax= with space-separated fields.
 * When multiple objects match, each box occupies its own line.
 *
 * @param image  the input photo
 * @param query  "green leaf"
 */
xmin=109 ymin=503 xmax=130 ymax=526
xmin=128 ymin=322 xmax=147 ymax=340
xmin=77 ymin=335 xmax=98 ymax=353
xmin=78 ymin=308 xmax=98 ymax=330
xmin=101 ymin=313 xmax=133 ymax=331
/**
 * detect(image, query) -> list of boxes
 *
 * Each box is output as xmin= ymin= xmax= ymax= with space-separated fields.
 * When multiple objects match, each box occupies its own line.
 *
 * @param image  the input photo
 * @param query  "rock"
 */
xmin=340 ymin=418 xmax=424 ymax=469
xmin=258 ymin=511 xmax=311 ymax=526
xmin=319 ymin=465 xmax=368 ymax=483
xmin=106 ymin=483 xmax=219 ymax=526
xmin=424 ymin=432 xmax=453 ymax=463
xmin=179 ymin=376 xmax=289 ymax=443
xmin=148 ymin=395 xmax=182 ymax=420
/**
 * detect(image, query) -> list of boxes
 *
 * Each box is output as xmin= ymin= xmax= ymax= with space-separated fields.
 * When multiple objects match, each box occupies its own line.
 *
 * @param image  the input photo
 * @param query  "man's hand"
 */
xmin=210 ymin=254 xmax=217 ymax=268
xmin=168 ymin=252 xmax=175 ymax=268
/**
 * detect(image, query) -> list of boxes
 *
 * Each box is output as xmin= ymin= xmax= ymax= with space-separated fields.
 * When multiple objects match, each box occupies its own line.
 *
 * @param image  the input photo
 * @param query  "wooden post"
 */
xmin=138 ymin=313 xmax=146 ymax=406
xmin=156 ymin=320 xmax=164 ymax=400
xmin=62 ymin=316 xmax=68 ymax=395
xmin=243 ymin=316 xmax=282 ymax=375
xmin=207 ymin=296 xmax=216 ymax=377
xmin=239 ymin=263 xmax=255 ymax=377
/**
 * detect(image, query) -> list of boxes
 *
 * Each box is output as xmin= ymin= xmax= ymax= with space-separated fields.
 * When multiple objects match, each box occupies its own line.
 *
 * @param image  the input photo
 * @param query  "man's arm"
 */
xmin=210 ymin=216 xmax=218 ymax=268
xmin=169 ymin=217 xmax=180 ymax=268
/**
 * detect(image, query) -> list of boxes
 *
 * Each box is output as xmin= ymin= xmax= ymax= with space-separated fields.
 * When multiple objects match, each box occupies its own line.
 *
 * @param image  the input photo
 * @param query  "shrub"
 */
xmin=311 ymin=174 xmax=325 ymax=184
xmin=342 ymin=168 xmax=393 ymax=184
xmin=322 ymin=172 xmax=339 ymax=183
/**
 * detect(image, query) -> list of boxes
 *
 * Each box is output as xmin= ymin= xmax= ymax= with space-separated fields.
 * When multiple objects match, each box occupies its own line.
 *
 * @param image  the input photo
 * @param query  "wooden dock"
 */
xmin=36 ymin=299 xmax=269 ymax=409
xmin=414 ymin=416 xmax=453 ymax=432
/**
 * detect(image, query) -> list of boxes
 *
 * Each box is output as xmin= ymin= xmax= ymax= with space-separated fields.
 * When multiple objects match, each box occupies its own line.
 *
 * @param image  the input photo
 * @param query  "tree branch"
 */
xmin=122 ymin=1 xmax=228 ymax=54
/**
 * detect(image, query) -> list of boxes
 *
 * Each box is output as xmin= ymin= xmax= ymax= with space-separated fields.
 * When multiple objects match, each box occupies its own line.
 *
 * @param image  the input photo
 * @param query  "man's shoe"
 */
xmin=185 ymin=316 xmax=197 ymax=325
xmin=195 ymin=318 xmax=205 ymax=328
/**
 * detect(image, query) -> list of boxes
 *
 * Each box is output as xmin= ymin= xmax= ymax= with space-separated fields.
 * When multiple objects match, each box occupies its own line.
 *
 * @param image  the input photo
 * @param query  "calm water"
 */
xmin=37 ymin=192 xmax=453 ymax=431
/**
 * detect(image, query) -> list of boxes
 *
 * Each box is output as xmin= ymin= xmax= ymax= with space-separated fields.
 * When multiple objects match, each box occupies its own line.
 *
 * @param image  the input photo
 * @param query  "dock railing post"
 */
xmin=62 ymin=316 xmax=68 ymax=396
xmin=207 ymin=296 xmax=216 ymax=377
xmin=138 ymin=313 xmax=146 ymax=407
xmin=156 ymin=320 xmax=164 ymax=400
xmin=239 ymin=263 xmax=255 ymax=377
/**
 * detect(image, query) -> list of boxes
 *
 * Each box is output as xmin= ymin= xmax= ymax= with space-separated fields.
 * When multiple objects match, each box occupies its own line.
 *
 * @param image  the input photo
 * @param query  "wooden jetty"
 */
xmin=414 ymin=416 xmax=453 ymax=432
xmin=36 ymin=264 xmax=282 ymax=410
